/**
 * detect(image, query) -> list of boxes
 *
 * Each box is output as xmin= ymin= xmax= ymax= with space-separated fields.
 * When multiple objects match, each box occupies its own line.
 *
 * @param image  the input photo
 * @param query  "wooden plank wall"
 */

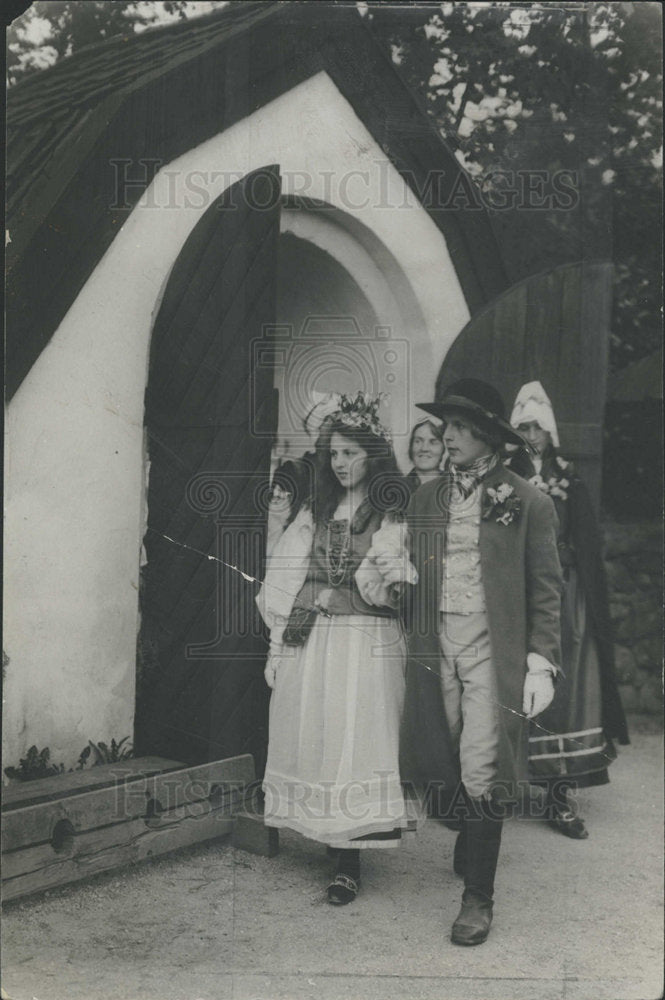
xmin=436 ymin=261 xmax=613 ymax=506
xmin=136 ymin=168 xmax=279 ymax=767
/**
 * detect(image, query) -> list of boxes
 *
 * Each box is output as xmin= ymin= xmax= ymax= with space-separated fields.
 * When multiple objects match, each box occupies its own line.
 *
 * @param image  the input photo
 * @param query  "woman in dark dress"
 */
xmin=508 ymin=381 xmax=629 ymax=838
xmin=405 ymin=418 xmax=445 ymax=493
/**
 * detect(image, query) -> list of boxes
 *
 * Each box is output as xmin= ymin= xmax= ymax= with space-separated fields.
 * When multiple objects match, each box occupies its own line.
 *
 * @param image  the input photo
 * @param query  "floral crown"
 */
xmin=332 ymin=391 xmax=392 ymax=442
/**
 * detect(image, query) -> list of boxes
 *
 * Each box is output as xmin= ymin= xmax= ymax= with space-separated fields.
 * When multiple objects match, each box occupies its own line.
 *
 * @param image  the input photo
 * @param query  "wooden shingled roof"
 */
xmin=6 ymin=0 xmax=510 ymax=399
xmin=6 ymin=2 xmax=277 ymax=234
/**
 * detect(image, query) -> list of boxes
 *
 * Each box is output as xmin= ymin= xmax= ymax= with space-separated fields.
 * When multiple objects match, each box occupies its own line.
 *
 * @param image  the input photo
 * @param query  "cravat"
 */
xmin=448 ymin=453 xmax=498 ymax=501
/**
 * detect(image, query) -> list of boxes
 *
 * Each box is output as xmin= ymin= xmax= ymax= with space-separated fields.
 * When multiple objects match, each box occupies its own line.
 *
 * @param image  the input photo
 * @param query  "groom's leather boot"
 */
xmin=453 ymin=826 xmax=467 ymax=877
xmin=451 ymin=797 xmax=503 ymax=946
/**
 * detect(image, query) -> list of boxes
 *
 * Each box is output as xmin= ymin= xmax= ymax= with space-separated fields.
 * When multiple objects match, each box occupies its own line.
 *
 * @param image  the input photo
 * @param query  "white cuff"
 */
xmin=527 ymin=652 xmax=558 ymax=676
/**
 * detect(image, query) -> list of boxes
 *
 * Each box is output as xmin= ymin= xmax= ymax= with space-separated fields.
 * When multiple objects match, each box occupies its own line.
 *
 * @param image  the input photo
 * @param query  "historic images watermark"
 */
xmin=105 ymin=772 xmax=568 ymax=826
xmin=109 ymin=160 xmax=580 ymax=213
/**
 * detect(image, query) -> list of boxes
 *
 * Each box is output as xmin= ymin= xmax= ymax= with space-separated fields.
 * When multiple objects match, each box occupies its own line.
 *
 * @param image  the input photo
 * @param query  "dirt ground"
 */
xmin=2 ymin=716 xmax=662 ymax=1000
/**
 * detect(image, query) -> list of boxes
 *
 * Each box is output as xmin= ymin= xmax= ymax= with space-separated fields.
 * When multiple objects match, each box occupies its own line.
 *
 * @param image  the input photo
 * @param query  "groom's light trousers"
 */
xmin=438 ymin=611 xmax=501 ymax=799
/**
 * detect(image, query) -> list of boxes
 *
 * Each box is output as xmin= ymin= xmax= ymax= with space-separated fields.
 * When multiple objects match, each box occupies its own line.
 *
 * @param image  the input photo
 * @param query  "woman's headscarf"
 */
xmin=510 ymin=380 xmax=560 ymax=448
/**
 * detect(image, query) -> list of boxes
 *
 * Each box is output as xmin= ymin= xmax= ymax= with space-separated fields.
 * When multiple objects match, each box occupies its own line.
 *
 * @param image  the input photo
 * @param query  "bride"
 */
xmin=257 ymin=393 xmax=416 ymax=904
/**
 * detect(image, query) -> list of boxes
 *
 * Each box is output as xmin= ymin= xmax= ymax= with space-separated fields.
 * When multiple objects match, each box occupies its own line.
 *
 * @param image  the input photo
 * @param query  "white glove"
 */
xmin=522 ymin=670 xmax=555 ymax=718
xmin=355 ymin=561 xmax=393 ymax=607
xmin=264 ymin=643 xmax=287 ymax=690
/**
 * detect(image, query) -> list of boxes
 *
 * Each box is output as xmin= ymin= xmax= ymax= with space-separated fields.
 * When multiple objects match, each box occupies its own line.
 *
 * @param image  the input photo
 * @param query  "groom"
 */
xmin=378 ymin=379 xmax=562 ymax=945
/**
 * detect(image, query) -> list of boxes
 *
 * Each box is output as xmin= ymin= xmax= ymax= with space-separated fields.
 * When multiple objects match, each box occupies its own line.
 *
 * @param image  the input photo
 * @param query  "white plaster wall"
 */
xmin=3 ymin=69 xmax=470 ymax=770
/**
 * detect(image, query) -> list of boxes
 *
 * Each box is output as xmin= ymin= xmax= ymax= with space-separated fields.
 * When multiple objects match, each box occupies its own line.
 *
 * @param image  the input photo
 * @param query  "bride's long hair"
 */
xmin=310 ymin=417 xmax=408 ymax=524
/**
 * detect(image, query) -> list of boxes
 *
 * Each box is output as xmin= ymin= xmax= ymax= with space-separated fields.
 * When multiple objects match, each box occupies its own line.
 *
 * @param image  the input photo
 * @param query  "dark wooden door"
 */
xmin=136 ymin=166 xmax=281 ymax=769
xmin=436 ymin=261 xmax=613 ymax=506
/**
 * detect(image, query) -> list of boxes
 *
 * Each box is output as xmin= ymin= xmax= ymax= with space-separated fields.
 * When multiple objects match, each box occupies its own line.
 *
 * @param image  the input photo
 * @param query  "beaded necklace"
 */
xmin=325 ymin=492 xmax=368 ymax=587
xmin=325 ymin=519 xmax=352 ymax=587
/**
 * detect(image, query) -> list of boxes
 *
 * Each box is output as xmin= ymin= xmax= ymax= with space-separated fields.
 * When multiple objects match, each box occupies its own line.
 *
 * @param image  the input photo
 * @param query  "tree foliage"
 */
xmin=364 ymin=1 xmax=662 ymax=372
xmin=7 ymin=1 xmax=662 ymax=373
xmin=6 ymin=0 xmax=195 ymax=83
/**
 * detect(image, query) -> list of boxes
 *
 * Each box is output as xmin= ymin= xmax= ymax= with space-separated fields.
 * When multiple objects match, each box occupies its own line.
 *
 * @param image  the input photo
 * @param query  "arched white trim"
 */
xmin=4 ymin=69 xmax=469 ymax=766
xmin=279 ymin=199 xmax=430 ymax=466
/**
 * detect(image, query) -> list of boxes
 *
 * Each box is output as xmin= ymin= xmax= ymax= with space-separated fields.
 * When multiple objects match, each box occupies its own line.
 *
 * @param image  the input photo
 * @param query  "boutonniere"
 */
xmin=482 ymin=482 xmax=521 ymax=526
xmin=529 ymin=473 xmax=570 ymax=501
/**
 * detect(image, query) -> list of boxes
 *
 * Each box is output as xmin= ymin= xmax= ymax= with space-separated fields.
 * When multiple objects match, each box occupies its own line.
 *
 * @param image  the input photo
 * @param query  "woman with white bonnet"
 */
xmin=508 ymin=381 xmax=629 ymax=838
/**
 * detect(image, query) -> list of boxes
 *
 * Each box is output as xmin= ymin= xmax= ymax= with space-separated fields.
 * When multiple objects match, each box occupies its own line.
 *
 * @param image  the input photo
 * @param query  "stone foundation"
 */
xmin=603 ymin=517 xmax=663 ymax=715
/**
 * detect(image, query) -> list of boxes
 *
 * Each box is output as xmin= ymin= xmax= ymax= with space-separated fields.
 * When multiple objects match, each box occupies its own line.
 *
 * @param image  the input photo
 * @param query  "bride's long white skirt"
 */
xmin=263 ymin=615 xmax=410 ymax=849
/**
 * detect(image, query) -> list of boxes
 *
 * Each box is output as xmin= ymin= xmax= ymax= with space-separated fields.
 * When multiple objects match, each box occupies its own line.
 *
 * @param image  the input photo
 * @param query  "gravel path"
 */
xmin=2 ymin=718 xmax=662 ymax=1000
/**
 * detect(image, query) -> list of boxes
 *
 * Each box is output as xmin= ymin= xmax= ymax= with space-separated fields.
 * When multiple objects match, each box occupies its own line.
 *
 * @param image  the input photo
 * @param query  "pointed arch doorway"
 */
xmin=135 ymin=164 xmax=432 ymax=770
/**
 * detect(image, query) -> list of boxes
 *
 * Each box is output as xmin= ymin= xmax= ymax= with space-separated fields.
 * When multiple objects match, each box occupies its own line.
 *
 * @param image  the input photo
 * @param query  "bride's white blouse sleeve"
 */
xmin=256 ymin=505 xmax=314 ymax=644
xmin=355 ymin=517 xmax=418 ymax=608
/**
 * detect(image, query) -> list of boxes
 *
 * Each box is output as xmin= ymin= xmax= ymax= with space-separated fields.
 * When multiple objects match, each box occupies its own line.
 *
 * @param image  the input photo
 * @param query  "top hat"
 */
xmin=417 ymin=378 xmax=526 ymax=448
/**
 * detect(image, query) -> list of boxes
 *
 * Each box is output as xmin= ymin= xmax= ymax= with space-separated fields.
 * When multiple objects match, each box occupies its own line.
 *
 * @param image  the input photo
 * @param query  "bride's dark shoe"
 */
xmin=327 ymin=848 xmax=360 ymax=904
xmin=327 ymin=873 xmax=360 ymax=904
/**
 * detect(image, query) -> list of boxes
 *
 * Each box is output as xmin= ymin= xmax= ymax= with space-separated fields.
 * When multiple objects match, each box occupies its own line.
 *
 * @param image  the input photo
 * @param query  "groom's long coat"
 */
xmin=399 ymin=462 xmax=563 ymax=796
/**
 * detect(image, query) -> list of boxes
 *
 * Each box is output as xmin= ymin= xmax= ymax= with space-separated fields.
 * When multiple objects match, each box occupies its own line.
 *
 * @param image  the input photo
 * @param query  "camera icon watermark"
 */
xmin=250 ymin=316 xmax=411 ymax=444
xmin=181 ymin=467 xmax=408 ymax=663
xmin=182 ymin=470 xmax=272 ymax=660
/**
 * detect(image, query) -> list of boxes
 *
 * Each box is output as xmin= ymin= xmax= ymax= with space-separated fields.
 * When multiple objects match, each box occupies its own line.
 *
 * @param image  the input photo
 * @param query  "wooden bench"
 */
xmin=2 ymin=754 xmax=277 ymax=902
